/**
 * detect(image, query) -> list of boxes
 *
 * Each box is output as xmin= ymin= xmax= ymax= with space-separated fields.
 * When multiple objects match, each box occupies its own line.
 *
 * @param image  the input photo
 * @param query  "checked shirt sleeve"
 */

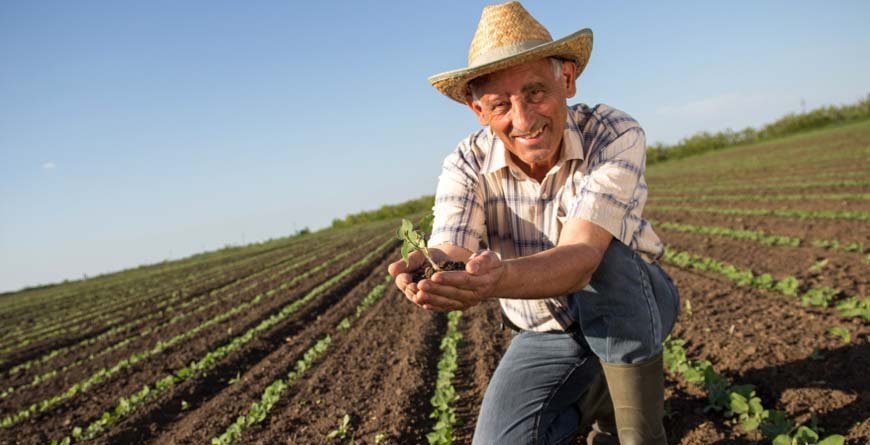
xmin=567 ymin=127 xmax=648 ymax=244
xmin=427 ymin=142 xmax=486 ymax=254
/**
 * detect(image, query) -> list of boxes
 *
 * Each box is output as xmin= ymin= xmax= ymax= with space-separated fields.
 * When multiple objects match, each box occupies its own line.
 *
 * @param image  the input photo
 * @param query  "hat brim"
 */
xmin=428 ymin=28 xmax=593 ymax=104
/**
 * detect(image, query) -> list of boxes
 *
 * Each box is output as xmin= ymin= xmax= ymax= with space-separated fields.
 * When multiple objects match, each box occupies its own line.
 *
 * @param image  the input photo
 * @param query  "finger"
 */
xmin=387 ymin=259 xmax=406 ymax=277
xmin=401 ymin=280 xmax=419 ymax=302
xmin=430 ymin=270 xmax=488 ymax=290
xmin=395 ymin=273 xmax=415 ymax=291
xmin=415 ymin=291 xmax=465 ymax=312
xmin=418 ymin=279 xmax=479 ymax=304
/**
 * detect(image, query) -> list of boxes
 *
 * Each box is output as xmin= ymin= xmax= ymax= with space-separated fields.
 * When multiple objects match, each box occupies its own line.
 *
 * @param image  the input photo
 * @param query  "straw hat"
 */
xmin=428 ymin=1 xmax=593 ymax=104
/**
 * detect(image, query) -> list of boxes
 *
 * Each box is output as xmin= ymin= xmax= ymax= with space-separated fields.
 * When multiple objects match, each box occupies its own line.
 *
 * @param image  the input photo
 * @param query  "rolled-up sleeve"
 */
xmin=428 ymin=144 xmax=486 ymax=253
xmin=567 ymin=127 xmax=647 ymax=242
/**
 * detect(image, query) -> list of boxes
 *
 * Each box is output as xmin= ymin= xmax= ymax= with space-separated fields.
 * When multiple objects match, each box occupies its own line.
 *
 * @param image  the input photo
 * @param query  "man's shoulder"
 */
xmin=569 ymin=103 xmax=643 ymax=142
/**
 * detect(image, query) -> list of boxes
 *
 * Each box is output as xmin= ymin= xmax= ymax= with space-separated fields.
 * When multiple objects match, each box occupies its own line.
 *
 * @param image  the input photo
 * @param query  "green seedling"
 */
xmin=327 ymin=414 xmax=351 ymax=441
xmin=827 ymin=326 xmax=851 ymax=344
xmin=397 ymin=217 xmax=441 ymax=272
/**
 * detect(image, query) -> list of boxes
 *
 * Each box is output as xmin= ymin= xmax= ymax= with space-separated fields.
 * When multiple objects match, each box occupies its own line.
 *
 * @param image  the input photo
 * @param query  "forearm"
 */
xmin=493 ymin=243 xmax=603 ymax=300
xmin=432 ymin=243 xmax=474 ymax=263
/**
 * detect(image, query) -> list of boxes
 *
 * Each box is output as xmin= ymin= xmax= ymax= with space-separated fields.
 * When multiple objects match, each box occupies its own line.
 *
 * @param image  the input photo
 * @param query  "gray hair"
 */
xmin=469 ymin=57 xmax=565 ymax=105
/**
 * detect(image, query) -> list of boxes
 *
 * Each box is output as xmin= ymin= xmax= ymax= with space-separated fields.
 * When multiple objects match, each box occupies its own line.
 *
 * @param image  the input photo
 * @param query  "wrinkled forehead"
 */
xmin=469 ymin=58 xmax=554 ymax=96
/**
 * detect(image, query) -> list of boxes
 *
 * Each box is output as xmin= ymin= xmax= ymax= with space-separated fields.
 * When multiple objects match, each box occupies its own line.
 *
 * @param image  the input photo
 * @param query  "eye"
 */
xmin=528 ymin=88 xmax=546 ymax=102
xmin=489 ymin=101 xmax=509 ymax=113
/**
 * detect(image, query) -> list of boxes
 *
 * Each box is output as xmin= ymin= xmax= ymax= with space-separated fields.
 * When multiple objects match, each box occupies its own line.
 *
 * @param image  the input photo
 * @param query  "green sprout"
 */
xmin=397 ymin=217 xmax=441 ymax=273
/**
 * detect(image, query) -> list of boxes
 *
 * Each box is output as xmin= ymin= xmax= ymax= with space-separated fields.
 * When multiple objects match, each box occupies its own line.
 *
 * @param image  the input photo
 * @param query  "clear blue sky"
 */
xmin=2 ymin=0 xmax=868 ymax=292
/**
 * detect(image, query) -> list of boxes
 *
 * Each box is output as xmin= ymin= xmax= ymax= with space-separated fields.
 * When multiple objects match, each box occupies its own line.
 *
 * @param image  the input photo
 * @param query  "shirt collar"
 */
xmin=482 ymin=108 xmax=586 ymax=176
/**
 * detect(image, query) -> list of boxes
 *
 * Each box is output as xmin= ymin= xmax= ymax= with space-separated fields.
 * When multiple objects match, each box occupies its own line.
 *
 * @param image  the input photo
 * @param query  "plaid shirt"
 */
xmin=428 ymin=103 xmax=664 ymax=332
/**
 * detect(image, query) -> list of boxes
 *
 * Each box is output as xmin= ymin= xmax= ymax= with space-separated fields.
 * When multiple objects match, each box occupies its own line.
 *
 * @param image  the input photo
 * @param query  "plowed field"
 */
xmin=1 ymin=121 xmax=868 ymax=444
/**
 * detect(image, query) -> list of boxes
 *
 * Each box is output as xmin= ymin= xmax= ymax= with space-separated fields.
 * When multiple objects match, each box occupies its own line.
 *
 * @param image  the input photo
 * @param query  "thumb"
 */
xmin=467 ymin=250 xmax=498 ymax=275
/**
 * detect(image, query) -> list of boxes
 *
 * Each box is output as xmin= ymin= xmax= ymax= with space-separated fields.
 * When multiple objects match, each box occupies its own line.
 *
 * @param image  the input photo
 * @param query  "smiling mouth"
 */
xmin=514 ymin=125 xmax=546 ymax=143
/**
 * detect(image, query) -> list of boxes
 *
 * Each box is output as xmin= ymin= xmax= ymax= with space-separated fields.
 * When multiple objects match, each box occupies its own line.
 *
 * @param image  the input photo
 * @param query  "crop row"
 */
xmin=1 ymin=227 xmax=362 ymax=379
xmin=0 ymin=230 xmax=364 ymax=401
xmin=426 ymin=310 xmax=463 ymax=445
xmin=211 ymin=276 xmax=392 ymax=445
xmin=651 ymin=205 xmax=870 ymax=221
xmin=663 ymin=337 xmax=844 ymax=444
xmin=649 ymin=169 xmax=867 ymax=188
xmin=0 ymin=233 xmax=391 ymax=430
xmin=651 ymin=220 xmax=866 ymax=254
xmin=0 ymin=238 xmax=314 ymax=353
xmin=651 ymin=178 xmax=870 ymax=195
xmin=0 ymin=236 xmax=303 ymax=332
xmin=661 ymin=249 xmax=868 ymax=319
xmin=649 ymin=192 xmax=869 ymax=204
xmin=46 ymin=238 xmax=396 ymax=444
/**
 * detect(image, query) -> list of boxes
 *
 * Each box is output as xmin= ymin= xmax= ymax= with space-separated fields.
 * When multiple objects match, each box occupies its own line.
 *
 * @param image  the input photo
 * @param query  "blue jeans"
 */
xmin=473 ymin=240 xmax=679 ymax=444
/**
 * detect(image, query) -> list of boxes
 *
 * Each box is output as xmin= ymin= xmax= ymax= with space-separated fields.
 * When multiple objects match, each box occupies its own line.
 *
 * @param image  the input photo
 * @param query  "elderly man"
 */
xmin=388 ymin=2 xmax=679 ymax=444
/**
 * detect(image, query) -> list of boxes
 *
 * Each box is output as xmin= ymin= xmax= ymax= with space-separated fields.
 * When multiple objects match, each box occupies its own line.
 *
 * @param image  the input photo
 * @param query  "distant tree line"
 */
xmin=331 ymin=195 xmax=435 ymax=228
xmin=647 ymin=94 xmax=870 ymax=164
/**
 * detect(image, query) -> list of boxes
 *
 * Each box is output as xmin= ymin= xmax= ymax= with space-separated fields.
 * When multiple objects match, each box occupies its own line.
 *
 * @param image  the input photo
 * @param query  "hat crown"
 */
xmin=468 ymin=1 xmax=553 ymax=66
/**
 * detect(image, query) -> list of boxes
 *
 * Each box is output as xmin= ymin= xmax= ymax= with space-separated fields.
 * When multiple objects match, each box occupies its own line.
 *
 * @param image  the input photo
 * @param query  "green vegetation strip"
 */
xmin=662 ymin=249 xmax=868 ymax=319
xmin=426 ymin=310 xmax=462 ymax=445
xmin=211 ymin=276 xmax=392 ymax=445
xmin=1 ymin=234 xmax=390 ymax=431
xmin=664 ymin=337 xmax=844 ymax=444
xmin=0 ymin=251 xmax=281 ymax=353
xmin=650 ymin=220 xmax=866 ymax=254
xmin=0 ymin=229 xmax=335 ymax=347
xmin=650 ymin=192 xmax=870 ymax=204
xmin=651 ymin=205 xmax=870 ymax=221
xmin=47 ymin=240 xmax=395 ymax=444
xmin=652 ymin=179 xmax=870 ymax=195
xmin=0 ymin=232 xmax=358 ymax=400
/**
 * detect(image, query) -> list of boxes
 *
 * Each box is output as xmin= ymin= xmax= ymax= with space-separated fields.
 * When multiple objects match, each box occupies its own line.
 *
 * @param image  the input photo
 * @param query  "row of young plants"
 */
xmin=3 ymin=228 xmax=371 ymax=380
xmin=0 ymin=234 xmax=392 ymax=430
xmin=0 ymin=246 xmax=270 ymax=343
xmin=651 ymin=220 xmax=866 ymax=254
xmin=47 ymin=240 xmax=396 ymax=444
xmin=650 ymin=192 xmax=869 ymax=204
xmin=2 ymin=228 xmax=359 ymax=379
xmin=652 ymin=178 xmax=870 ymax=196
xmin=0 ymin=243 xmax=302 ymax=354
xmin=649 ymin=170 xmax=867 ymax=188
xmin=661 ymin=249 xmax=868 ymax=320
xmin=426 ymin=310 xmax=463 ymax=445
xmin=210 ymin=276 xmax=393 ymax=445
xmin=663 ymin=337 xmax=844 ymax=445
xmin=0 ymin=231 xmax=362 ymax=401
xmin=1 ymin=222 xmax=312 ymax=317
xmin=0 ymin=226 xmax=336 ymax=345
xmin=651 ymin=205 xmax=870 ymax=222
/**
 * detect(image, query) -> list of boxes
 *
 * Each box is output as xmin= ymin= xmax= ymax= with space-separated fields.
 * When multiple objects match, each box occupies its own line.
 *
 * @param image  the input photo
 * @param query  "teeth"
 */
xmin=519 ymin=127 xmax=543 ymax=139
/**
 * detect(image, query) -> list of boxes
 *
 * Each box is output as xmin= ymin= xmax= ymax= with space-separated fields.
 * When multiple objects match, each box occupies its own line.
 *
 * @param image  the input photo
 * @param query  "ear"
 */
xmin=465 ymin=94 xmax=489 ymax=126
xmin=561 ymin=60 xmax=577 ymax=98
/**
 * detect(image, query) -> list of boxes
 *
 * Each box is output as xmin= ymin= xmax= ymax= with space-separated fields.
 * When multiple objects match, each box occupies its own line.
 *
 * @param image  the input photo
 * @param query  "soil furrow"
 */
xmin=239 ymin=288 xmax=445 ymax=444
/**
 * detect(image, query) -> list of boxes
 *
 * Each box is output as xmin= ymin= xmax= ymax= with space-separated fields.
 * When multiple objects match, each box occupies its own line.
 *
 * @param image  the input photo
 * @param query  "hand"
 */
xmin=387 ymin=247 xmax=452 ymax=309
xmin=417 ymin=250 xmax=505 ymax=312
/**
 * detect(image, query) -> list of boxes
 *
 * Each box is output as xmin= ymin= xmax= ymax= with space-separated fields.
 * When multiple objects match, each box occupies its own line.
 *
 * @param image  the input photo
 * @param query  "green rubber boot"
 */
xmin=599 ymin=353 xmax=668 ymax=445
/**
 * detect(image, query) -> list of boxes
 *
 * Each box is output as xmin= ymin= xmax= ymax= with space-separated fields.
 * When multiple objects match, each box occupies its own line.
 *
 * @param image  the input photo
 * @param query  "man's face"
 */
xmin=466 ymin=58 xmax=577 ymax=173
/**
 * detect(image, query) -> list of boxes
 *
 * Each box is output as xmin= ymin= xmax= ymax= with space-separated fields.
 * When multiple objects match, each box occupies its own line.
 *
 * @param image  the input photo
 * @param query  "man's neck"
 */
xmin=510 ymin=142 xmax=563 ymax=183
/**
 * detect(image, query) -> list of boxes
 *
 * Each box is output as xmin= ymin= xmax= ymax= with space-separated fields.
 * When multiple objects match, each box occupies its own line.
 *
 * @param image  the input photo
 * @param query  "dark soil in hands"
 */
xmin=411 ymin=261 xmax=466 ymax=283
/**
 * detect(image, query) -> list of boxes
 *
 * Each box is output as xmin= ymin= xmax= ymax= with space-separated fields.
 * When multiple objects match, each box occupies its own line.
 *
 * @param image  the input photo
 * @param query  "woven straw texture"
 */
xmin=429 ymin=1 xmax=592 ymax=104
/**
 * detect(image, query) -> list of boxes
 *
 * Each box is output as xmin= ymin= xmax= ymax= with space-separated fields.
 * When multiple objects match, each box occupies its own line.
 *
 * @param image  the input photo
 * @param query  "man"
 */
xmin=388 ymin=2 xmax=679 ymax=444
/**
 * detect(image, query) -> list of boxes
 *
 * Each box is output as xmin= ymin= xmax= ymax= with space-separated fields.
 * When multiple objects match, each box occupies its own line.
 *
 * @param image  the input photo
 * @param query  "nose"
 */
xmin=510 ymin=97 xmax=535 ymax=134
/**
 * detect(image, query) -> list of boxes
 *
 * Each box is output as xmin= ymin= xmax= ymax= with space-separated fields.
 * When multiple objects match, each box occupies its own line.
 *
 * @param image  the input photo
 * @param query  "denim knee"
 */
xmin=567 ymin=240 xmax=679 ymax=364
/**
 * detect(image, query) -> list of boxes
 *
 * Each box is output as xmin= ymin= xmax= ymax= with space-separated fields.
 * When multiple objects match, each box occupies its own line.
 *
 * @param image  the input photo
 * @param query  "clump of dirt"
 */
xmin=411 ymin=261 xmax=466 ymax=283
